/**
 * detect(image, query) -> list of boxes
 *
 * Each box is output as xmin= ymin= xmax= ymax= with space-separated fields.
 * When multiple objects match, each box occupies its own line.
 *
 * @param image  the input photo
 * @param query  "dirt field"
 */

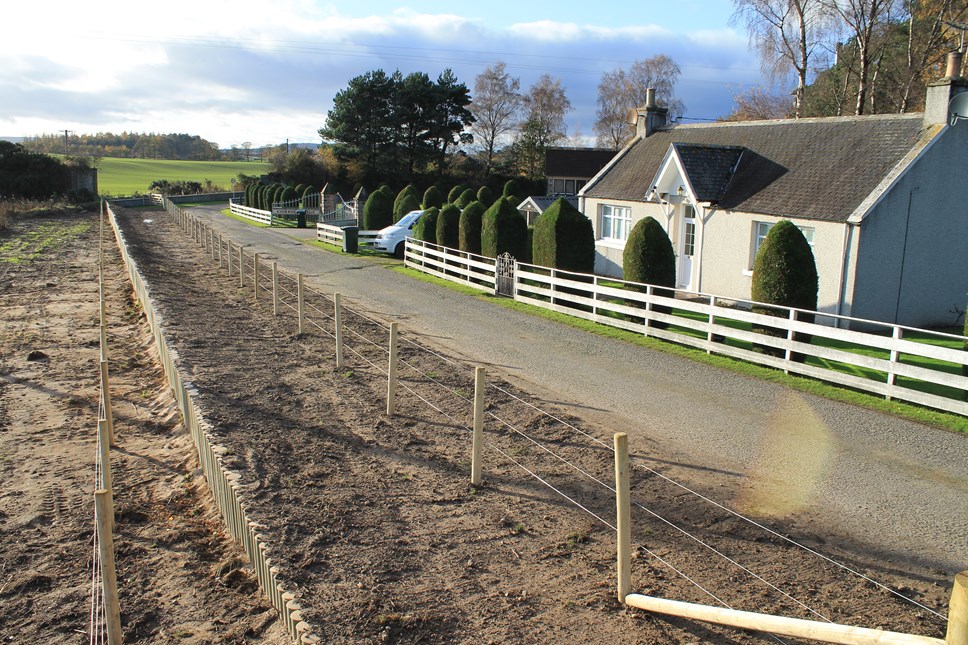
xmin=0 ymin=205 xmax=954 ymax=644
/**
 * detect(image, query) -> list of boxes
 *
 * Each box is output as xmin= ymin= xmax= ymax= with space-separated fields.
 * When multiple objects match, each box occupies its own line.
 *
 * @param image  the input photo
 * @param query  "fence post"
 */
xmin=707 ymin=295 xmax=717 ymax=354
xmin=100 ymin=361 xmax=116 ymax=447
xmin=239 ymin=247 xmax=245 ymax=288
xmin=211 ymin=230 xmax=217 ymax=261
xmin=643 ymin=285 xmax=654 ymax=337
xmin=297 ymin=274 xmax=305 ymax=335
xmin=948 ymin=571 xmax=968 ymax=645
xmin=253 ymin=253 xmax=260 ymax=302
xmin=886 ymin=326 xmax=903 ymax=401
xmin=334 ymin=293 xmax=344 ymax=369
xmin=387 ymin=322 xmax=398 ymax=417
xmin=272 ymin=262 xmax=279 ymax=317
xmin=227 ymin=240 xmax=233 ymax=276
xmin=94 ymin=490 xmax=123 ymax=645
xmin=471 ymin=367 xmax=485 ymax=485
xmin=614 ymin=432 xmax=631 ymax=604
xmin=784 ymin=309 xmax=797 ymax=372
xmin=98 ymin=419 xmax=115 ymax=530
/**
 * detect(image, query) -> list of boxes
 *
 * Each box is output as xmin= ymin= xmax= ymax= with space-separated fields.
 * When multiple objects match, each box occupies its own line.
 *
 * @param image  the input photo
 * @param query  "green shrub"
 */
xmin=751 ymin=220 xmax=818 ymax=358
xmin=481 ymin=197 xmax=529 ymax=259
xmin=412 ymin=207 xmax=440 ymax=244
xmin=272 ymin=185 xmax=285 ymax=208
xmin=455 ymin=188 xmax=475 ymax=210
xmin=280 ymin=186 xmax=296 ymax=206
xmin=257 ymin=185 xmax=269 ymax=210
xmin=362 ymin=188 xmax=394 ymax=230
xmin=459 ymin=201 xmax=485 ymax=255
xmin=394 ymin=184 xmax=420 ymax=221
xmin=436 ymin=204 xmax=461 ymax=250
xmin=294 ymin=184 xmax=306 ymax=196
xmin=623 ymin=216 xmax=676 ymax=329
xmin=503 ymin=180 xmax=518 ymax=198
xmin=422 ymin=186 xmax=443 ymax=210
xmin=447 ymin=185 xmax=464 ymax=203
xmin=532 ymin=197 xmax=595 ymax=273
xmin=476 ymin=186 xmax=494 ymax=208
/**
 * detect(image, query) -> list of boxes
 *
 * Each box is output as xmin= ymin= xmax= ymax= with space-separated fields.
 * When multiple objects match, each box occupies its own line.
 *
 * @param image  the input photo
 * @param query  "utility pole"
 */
xmin=63 ymin=130 xmax=73 ymax=155
xmin=286 ymin=138 xmax=290 ymax=155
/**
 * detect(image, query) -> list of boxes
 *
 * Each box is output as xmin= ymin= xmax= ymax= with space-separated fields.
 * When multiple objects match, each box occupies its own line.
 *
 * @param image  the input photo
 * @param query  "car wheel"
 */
xmin=394 ymin=242 xmax=405 ymax=259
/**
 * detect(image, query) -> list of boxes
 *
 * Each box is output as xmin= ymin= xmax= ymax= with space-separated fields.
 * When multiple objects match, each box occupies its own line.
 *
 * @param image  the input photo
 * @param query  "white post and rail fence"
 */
xmin=404 ymin=238 xmax=968 ymax=417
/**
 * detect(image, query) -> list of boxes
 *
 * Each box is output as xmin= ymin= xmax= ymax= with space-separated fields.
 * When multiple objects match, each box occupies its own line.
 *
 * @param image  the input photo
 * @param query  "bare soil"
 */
xmin=1 ymin=205 xmax=953 ymax=644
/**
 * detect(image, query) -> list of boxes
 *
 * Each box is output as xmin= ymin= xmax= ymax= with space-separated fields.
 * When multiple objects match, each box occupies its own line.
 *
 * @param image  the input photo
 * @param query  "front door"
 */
xmin=678 ymin=209 xmax=696 ymax=289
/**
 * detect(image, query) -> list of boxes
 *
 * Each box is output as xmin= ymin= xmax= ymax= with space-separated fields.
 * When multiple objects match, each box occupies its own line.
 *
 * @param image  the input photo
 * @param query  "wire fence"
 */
xmin=136 ymin=198 xmax=958 ymax=644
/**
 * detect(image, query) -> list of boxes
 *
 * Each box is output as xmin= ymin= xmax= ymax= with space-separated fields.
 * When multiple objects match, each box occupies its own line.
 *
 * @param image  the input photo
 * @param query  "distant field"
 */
xmin=97 ymin=158 xmax=270 ymax=195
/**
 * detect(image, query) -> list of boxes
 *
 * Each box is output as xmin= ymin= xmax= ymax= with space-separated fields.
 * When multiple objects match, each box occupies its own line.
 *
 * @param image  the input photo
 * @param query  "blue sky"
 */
xmin=0 ymin=1 xmax=765 ymax=149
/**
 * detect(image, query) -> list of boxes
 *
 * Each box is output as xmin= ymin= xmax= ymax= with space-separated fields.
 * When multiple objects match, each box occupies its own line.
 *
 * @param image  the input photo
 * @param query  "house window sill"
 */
xmin=742 ymin=269 xmax=753 ymax=277
xmin=597 ymin=238 xmax=627 ymax=250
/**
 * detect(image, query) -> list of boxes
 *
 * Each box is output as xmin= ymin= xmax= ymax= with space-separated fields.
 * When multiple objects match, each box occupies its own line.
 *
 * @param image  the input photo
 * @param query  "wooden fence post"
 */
xmin=211 ymin=230 xmax=216 ymax=261
xmin=227 ymin=240 xmax=233 ymax=276
xmin=949 ymin=571 xmax=968 ymax=645
xmin=239 ymin=247 xmax=245 ymax=288
xmin=387 ymin=322 xmax=398 ymax=416
xmin=98 ymin=419 xmax=114 ymax=530
xmin=471 ymin=366 xmax=485 ymax=485
xmin=334 ymin=293 xmax=344 ymax=368
xmin=614 ymin=432 xmax=631 ymax=604
xmin=297 ymin=274 xmax=305 ymax=335
xmin=253 ymin=253 xmax=260 ymax=302
xmin=94 ymin=490 xmax=122 ymax=645
xmin=217 ymin=233 xmax=223 ymax=268
xmin=272 ymin=262 xmax=279 ymax=317
xmin=100 ymin=360 xmax=116 ymax=446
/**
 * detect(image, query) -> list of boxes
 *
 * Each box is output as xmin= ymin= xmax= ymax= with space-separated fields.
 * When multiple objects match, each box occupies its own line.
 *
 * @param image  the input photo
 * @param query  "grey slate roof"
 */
xmin=584 ymin=114 xmax=926 ymax=222
xmin=545 ymin=147 xmax=617 ymax=178
xmin=519 ymin=195 xmax=579 ymax=213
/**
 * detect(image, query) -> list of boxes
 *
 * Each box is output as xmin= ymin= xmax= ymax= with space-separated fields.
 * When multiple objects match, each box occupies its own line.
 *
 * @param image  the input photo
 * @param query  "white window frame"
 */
xmin=600 ymin=204 xmax=632 ymax=242
xmin=749 ymin=220 xmax=815 ymax=270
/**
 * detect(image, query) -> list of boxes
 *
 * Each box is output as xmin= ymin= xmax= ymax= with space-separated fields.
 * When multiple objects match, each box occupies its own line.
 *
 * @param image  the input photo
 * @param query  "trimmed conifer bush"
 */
xmin=294 ymin=184 xmax=306 ymax=196
xmin=447 ymin=184 xmax=464 ymax=204
xmin=272 ymin=185 xmax=285 ymax=208
xmin=280 ymin=186 xmax=296 ymax=205
xmin=459 ymin=201 xmax=485 ymax=255
xmin=750 ymin=220 xmax=818 ymax=358
xmin=436 ymin=204 xmax=461 ymax=250
xmin=532 ymin=197 xmax=594 ymax=274
xmin=257 ymin=185 xmax=269 ymax=210
xmin=623 ymin=216 xmax=676 ymax=329
xmin=455 ymin=188 xmax=475 ymax=210
xmin=394 ymin=184 xmax=419 ymax=222
xmin=362 ymin=188 xmax=394 ymax=230
xmin=412 ymin=207 xmax=440 ymax=244
xmin=481 ymin=197 xmax=528 ymax=259
xmin=503 ymin=179 xmax=518 ymax=198
xmin=476 ymin=186 xmax=494 ymax=208
xmin=422 ymin=186 xmax=443 ymax=210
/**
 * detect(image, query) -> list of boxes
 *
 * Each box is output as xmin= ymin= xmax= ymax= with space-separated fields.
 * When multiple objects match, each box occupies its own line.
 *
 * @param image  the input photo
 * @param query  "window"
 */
xmin=750 ymin=221 xmax=815 ymax=269
xmin=601 ymin=204 xmax=632 ymax=241
xmin=683 ymin=220 xmax=696 ymax=257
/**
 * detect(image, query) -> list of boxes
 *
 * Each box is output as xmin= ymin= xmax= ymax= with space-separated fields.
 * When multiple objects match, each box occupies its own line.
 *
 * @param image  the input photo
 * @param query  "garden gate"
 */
xmin=495 ymin=253 xmax=515 ymax=297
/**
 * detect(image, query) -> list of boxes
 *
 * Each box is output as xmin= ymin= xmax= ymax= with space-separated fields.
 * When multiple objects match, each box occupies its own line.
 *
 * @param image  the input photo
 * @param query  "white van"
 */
xmin=372 ymin=209 xmax=424 ymax=258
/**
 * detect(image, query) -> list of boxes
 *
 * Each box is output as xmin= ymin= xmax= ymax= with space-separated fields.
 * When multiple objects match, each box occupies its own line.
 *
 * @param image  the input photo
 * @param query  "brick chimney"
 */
xmin=924 ymin=51 xmax=968 ymax=127
xmin=632 ymin=88 xmax=669 ymax=138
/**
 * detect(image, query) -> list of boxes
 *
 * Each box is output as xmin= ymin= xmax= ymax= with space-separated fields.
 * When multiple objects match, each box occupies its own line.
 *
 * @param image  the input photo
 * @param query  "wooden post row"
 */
xmin=97 ymin=419 xmax=114 ymax=531
xmin=94 ymin=490 xmax=122 ymax=645
xmin=471 ymin=367 xmax=485 ymax=485
xmin=334 ymin=293 xmax=344 ymax=369
xmin=386 ymin=322 xmax=398 ymax=416
xmin=100 ymin=360 xmax=115 ymax=447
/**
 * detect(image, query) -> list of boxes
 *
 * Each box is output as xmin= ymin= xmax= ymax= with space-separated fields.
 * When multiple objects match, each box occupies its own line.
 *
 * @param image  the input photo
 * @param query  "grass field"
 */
xmin=97 ymin=158 xmax=270 ymax=196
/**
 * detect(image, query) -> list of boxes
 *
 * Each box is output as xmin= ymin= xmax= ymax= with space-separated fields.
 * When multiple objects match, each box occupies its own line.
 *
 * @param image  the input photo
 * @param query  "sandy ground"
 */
xmin=0 ymin=210 xmax=288 ymax=643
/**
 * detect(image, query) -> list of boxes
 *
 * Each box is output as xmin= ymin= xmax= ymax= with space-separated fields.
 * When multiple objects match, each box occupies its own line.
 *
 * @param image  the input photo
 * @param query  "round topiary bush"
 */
xmin=476 ymin=186 xmax=494 ymax=208
xmin=447 ymin=185 xmax=465 ymax=204
xmin=532 ymin=197 xmax=594 ymax=274
xmin=412 ymin=207 xmax=440 ymax=244
xmin=623 ymin=216 xmax=676 ymax=329
xmin=436 ymin=204 xmax=461 ymax=250
xmin=481 ymin=197 xmax=529 ymax=259
xmin=280 ymin=186 xmax=296 ymax=205
xmin=751 ymin=220 xmax=818 ymax=358
xmin=422 ymin=186 xmax=443 ymax=210
xmin=459 ymin=201 xmax=485 ymax=255
xmin=455 ymin=188 xmax=476 ymax=210
xmin=503 ymin=179 xmax=518 ymax=198
xmin=394 ymin=184 xmax=420 ymax=222
xmin=362 ymin=188 xmax=394 ymax=230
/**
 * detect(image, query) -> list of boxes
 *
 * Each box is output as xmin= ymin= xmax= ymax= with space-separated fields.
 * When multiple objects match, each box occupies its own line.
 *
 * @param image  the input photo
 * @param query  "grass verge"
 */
xmin=391 ymin=265 xmax=968 ymax=435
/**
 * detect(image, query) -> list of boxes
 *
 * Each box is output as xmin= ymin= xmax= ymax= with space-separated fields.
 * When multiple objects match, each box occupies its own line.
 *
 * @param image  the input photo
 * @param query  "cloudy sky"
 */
xmin=1 ymin=0 xmax=766 ymax=149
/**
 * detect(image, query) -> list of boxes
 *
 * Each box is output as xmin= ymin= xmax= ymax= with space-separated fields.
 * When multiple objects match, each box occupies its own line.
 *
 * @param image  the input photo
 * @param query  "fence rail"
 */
xmin=405 ymin=243 xmax=968 ymax=416
xmin=229 ymin=198 xmax=272 ymax=225
xmin=316 ymin=222 xmax=379 ymax=249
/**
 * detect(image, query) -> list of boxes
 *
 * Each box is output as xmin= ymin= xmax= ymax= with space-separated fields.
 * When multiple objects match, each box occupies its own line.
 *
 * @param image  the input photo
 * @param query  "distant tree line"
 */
xmin=23 ymin=132 xmax=225 ymax=160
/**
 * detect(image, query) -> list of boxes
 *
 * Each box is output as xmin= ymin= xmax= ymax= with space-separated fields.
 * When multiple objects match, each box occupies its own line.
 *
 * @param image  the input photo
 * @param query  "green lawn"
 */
xmin=97 ymin=158 xmax=270 ymax=196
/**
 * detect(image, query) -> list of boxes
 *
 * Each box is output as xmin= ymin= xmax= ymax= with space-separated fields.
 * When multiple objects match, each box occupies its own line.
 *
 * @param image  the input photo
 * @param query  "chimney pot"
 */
xmin=645 ymin=88 xmax=656 ymax=109
xmin=946 ymin=51 xmax=964 ymax=79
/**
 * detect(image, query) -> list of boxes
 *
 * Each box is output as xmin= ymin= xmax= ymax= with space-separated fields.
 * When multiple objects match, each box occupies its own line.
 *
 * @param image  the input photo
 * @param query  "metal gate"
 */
xmin=495 ymin=252 xmax=515 ymax=297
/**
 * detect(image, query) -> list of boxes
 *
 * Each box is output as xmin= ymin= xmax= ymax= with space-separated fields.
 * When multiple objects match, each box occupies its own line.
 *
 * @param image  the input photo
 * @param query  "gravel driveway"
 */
xmin=190 ymin=204 xmax=968 ymax=575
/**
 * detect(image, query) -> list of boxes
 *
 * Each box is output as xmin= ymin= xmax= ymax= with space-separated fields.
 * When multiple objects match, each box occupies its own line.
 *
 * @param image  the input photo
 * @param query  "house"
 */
xmin=545 ymin=147 xmax=616 ymax=196
xmin=579 ymin=54 xmax=968 ymax=328
xmin=517 ymin=195 xmax=579 ymax=226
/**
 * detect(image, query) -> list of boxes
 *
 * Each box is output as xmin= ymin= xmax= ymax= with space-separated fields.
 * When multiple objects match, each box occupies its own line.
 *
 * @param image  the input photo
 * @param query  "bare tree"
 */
xmin=731 ymin=0 xmax=834 ymax=117
xmin=241 ymin=141 xmax=252 ymax=161
xmin=515 ymin=75 xmax=572 ymax=180
xmin=723 ymin=85 xmax=795 ymax=120
xmin=825 ymin=0 xmax=899 ymax=114
xmin=896 ymin=0 xmax=968 ymax=111
xmin=469 ymin=62 xmax=522 ymax=178
xmin=594 ymin=55 xmax=684 ymax=148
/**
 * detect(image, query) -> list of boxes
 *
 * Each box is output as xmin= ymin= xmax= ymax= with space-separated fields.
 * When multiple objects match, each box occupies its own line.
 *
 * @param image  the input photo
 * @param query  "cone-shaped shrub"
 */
xmin=436 ymin=204 xmax=461 ymax=250
xmin=412 ymin=207 xmax=439 ymax=244
xmin=363 ymin=188 xmax=394 ymax=230
xmin=394 ymin=193 xmax=421 ymax=223
xmin=751 ymin=220 xmax=818 ymax=358
xmin=272 ymin=185 xmax=285 ymax=208
xmin=280 ymin=186 xmax=296 ymax=206
xmin=532 ymin=197 xmax=594 ymax=273
xmin=481 ymin=197 xmax=528 ymax=259
xmin=476 ymin=186 xmax=494 ymax=208
xmin=447 ymin=184 xmax=464 ymax=203
xmin=294 ymin=184 xmax=306 ymax=196
xmin=394 ymin=184 xmax=420 ymax=221
xmin=455 ymin=188 xmax=476 ymax=210
xmin=503 ymin=179 xmax=518 ymax=198
xmin=459 ymin=201 xmax=485 ymax=255
xmin=623 ymin=217 xmax=676 ymax=287
xmin=422 ymin=186 xmax=443 ymax=210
